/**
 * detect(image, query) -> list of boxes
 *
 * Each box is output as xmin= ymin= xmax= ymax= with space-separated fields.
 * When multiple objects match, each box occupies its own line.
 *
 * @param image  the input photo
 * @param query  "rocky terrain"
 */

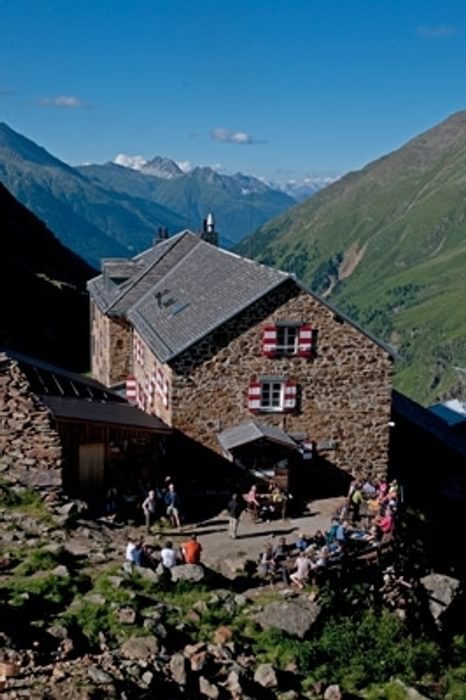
xmin=1 ymin=472 xmax=465 ymax=700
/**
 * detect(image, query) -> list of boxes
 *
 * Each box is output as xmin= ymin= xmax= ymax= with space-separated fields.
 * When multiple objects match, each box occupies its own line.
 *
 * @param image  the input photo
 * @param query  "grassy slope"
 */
xmin=237 ymin=111 xmax=466 ymax=405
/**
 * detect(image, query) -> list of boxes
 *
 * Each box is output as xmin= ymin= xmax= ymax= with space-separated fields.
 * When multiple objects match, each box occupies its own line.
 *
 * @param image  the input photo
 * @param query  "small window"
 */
xmin=261 ymin=380 xmax=284 ymax=410
xmin=248 ymin=378 xmax=297 ymax=413
xmin=262 ymin=323 xmax=314 ymax=358
xmin=276 ymin=326 xmax=298 ymax=354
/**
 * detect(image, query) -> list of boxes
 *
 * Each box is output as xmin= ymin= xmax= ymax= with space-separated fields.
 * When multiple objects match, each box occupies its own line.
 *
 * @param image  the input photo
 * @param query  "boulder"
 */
xmin=170 ymin=563 xmax=205 ymax=583
xmin=324 ymin=684 xmax=342 ymax=700
xmin=170 ymin=652 xmax=188 ymax=686
xmin=254 ymin=662 xmax=278 ymax=688
xmin=199 ymin=675 xmax=220 ymax=699
xmin=120 ymin=635 xmax=158 ymax=660
xmin=420 ymin=572 xmax=460 ymax=628
xmin=254 ymin=598 xmax=321 ymax=639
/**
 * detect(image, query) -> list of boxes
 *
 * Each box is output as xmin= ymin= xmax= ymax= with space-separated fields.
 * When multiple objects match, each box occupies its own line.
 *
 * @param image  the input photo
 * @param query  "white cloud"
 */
xmin=210 ymin=127 xmax=264 ymax=145
xmin=416 ymin=25 xmax=459 ymax=38
xmin=39 ymin=95 xmax=89 ymax=108
xmin=113 ymin=153 xmax=148 ymax=170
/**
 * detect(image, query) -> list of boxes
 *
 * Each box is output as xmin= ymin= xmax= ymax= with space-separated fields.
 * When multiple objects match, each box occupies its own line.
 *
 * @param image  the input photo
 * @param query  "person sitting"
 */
xmin=181 ymin=534 xmax=203 ymax=564
xmin=310 ymin=529 xmax=326 ymax=549
xmin=290 ymin=553 xmax=312 ymax=589
xmin=376 ymin=507 xmax=395 ymax=535
xmin=257 ymin=543 xmax=277 ymax=580
xmin=124 ymin=536 xmax=143 ymax=573
xmin=295 ymin=532 xmax=309 ymax=552
xmin=158 ymin=540 xmax=179 ymax=573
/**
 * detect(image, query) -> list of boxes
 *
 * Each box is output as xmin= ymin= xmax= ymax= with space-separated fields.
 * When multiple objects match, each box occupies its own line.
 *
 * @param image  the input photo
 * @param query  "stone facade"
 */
xmin=90 ymin=301 xmax=132 ymax=387
xmin=168 ymin=280 xmax=393 ymax=480
xmin=0 ymin=355 xmax=63 ymax=487
xmin=91 ymin=272 xmax=392 ymax=481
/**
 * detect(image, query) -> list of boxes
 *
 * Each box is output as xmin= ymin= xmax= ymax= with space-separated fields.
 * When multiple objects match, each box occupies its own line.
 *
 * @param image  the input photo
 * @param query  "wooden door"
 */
xmin=79 ymin=443 xmax=105 ymax=493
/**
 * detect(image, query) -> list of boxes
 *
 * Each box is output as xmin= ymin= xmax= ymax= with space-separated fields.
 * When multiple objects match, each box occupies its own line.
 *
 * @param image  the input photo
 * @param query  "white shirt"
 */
xmin=160 ymin=547 xmax=177 ymax=568
xmin=126 ymin=542 xmax=136 ymax=562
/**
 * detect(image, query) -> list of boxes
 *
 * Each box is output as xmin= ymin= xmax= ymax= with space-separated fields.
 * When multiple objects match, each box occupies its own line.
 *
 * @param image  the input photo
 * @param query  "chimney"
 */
xmin=200 ymin=212 xmax=218 ymax=246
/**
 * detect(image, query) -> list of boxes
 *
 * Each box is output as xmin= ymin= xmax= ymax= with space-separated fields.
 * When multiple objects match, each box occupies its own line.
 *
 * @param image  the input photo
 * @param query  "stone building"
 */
xmin=87 ymin=227 xmax=393 ymax=493
xmin=0 ymin=351 xmax=170 ymax=499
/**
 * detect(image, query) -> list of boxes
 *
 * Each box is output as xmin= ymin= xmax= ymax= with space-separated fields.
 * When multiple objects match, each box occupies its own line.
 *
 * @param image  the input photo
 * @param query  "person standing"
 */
xmin=142 ymin=489 xmax=157 ymax=534
xmin=227 ymin=493 xmax=244 ymax=539
xmin=165 ymin=483 xmax=181 ymax=528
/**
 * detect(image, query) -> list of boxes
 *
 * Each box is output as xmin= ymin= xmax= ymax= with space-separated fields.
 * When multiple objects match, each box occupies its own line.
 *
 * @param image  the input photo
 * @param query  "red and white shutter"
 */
xmin=136 ymin=380 xmax=145 ymax=410
xmin=145 ymin=373 xmax=153 ymax=409
xmin=297 ymin=324 xmax=313 ymax=357
xmin=248 ymin=380 xmax=261 ymax=413
xmin=134 ymin=336 xmax=144 ymax=366
xmin=126 ymin=375 xmax=137 ymax=403
xmin=262 ymin=325 xmax=278 ymax=357
xmin=283 ymin=379 xmax=297 ymax=412
xmin=161 ymin=376 xmax=169 ymax=409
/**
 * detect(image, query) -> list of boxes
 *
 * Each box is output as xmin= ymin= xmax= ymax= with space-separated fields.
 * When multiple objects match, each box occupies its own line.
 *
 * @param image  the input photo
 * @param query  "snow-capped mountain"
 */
xmin=113 ymin=153 xmax=188 ymax=179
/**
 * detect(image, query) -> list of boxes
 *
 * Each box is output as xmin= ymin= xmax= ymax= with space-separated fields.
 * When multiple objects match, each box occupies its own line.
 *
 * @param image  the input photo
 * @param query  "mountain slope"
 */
xmin=0 ymin=183 xmax=95 ymax=371
xmin=237 ymin=111 xmax=466 ymax=404
xmin=0 ymin=123 xmax=188 ymax=267
xmin=79 ymin=162 xmax=296 ymax=246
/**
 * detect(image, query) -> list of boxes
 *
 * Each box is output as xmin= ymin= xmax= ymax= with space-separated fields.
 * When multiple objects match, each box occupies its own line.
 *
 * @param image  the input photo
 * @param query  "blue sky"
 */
xmin=1 ymin=0 xmax=466 ymax=182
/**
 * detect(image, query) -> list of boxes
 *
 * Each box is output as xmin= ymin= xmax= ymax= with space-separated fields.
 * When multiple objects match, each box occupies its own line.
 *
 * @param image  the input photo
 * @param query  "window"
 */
xmin=276 ymin=326 xmax=298 ymax=354
xmin=248 ymin=378 xmax=297 ymax=413
xmin=261 ymin=380 xmax=284 ymax=410
xmin=262 ymin=323 xmax=314 ymax=358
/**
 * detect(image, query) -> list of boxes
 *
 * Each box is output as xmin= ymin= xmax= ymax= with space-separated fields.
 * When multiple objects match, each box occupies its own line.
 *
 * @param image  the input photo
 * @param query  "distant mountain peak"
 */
xmin=113 ymin=153 xmax=185 ymax=179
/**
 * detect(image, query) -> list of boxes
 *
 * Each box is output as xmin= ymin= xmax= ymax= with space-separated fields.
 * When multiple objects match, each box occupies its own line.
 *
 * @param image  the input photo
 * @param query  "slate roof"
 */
xmin=218 ymin=420 xmax=298 ymax=452
xmin=87 ymin=229 xmax=394 ymax=364
xmin=87 ymin=232 xmax=202 ymax=316
xmin=88 ymin=230 xmax=291 ymax=363
xmin=1 ymin=350 xmax=171 ymax=433
xmin=41 ymin=396 xmax=170 ymax=432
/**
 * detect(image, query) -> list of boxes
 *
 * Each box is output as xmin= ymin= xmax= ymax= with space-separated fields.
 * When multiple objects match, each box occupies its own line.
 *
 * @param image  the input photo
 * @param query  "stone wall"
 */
xmin=170 ymin=280 xmax=393 ymax=480
xmin=90 ymin=301 xmax=132 ymax=387
xmin=133 ymin=334 xmax=173 ymax=425
xmin=0 ymin=354 xmax=63 ymax=488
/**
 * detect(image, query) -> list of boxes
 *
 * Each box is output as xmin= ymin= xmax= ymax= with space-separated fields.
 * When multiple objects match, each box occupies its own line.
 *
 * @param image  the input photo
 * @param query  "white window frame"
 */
xmin=260 ymin=380 xmax=285 ymax=412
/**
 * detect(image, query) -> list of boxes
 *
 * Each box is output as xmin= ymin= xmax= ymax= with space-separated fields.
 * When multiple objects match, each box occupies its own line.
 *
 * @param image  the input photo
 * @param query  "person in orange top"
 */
xmin=181 ymin=534 xmax=203 ymax=564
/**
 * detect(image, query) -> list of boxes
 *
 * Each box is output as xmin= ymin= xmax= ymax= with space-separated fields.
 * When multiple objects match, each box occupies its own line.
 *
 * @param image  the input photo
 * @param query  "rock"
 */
xmin=52 ymin=565 xmax=70 ymax=577
xmin=87 ymin=665 xmax=113 ymax=684
xmin=120 ymin=636 xmax=158 ymax=660
xmin=46 ymin=624 xmax=69 ymax=640
xmin=392 ymin=679 xmax=432 ymax=699
xmin=137 ymin=566 xmax=161 ymax=583
xmin=213 ymin=625 xmax=233 ymax=645
xmin=324 ymin=684 xmax=342 ymax=700
xmin=190 ymin=651 xmax=208 ymax=672
xmin=199 ymin=675 xmax=220 ymax=698
xmin=170 ymin=563 xmax=205 ymax=583
xmin=254 ymin=598 xmax=321 ymax=639
xmin=220 ymin=557 xmax=252 ymax=579
xmin=117 ymin=607 xmax=137 ymax=625
xmin=142 ymin=670 xmax=154 ymax=686
xmin=254 ymin=662 xmax=278 ymax=688
xmin=223 ymin=669 xmax=245 ymax=695
xmin=420 ymin=573 xmax=460 ymax=628
xmin=170 ymin=652 xmax=188 ymax=686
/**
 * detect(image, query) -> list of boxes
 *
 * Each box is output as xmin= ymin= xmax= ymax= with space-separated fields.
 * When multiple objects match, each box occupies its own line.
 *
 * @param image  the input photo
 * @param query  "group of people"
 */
xmin=124 ymin=533 xmax=202 ymax=574
xmin=253 ymin=476 xmax=400 ymax=590
xmin=141 ymin=479 xmax=182 ymax=533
